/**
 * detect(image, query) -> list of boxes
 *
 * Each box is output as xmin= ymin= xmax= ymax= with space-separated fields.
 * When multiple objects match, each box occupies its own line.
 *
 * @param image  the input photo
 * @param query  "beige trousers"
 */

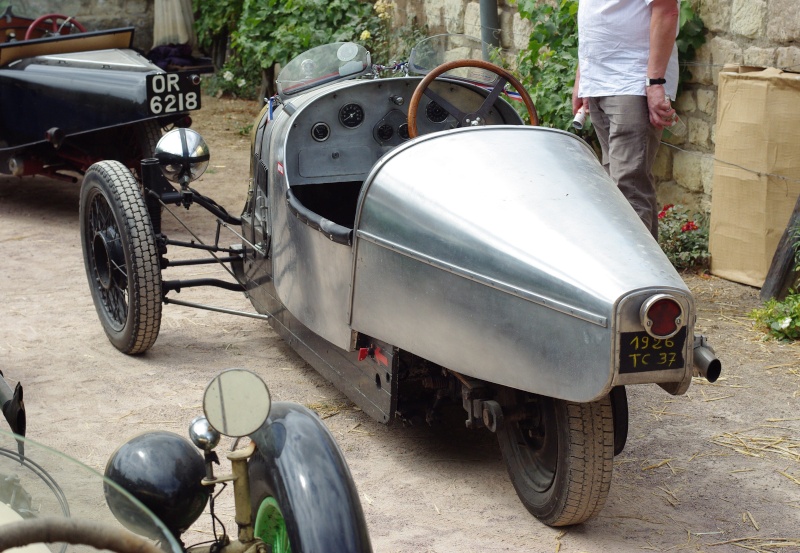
xmin=588 ymin=95 xmax=663 ymax=240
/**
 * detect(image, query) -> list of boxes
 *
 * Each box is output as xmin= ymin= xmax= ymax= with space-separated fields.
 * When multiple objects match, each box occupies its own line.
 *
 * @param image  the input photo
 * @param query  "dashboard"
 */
xmin=282 ymin=76 xmax=523 ymax=186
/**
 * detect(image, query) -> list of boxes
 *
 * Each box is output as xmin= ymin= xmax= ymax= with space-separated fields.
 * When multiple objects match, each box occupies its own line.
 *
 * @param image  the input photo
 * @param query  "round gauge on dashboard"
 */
xmin=311 ymin=122 xmax=330 ymax=142
xmin=398 ymin=123 xmax=409 ymax=140
xmin=377 ymin=124 xmax=393 ymax=141
xmin=426 ymin=101 xmax=448 ymax=123
xmin=339 ymin=103 xmax=364 ymax=128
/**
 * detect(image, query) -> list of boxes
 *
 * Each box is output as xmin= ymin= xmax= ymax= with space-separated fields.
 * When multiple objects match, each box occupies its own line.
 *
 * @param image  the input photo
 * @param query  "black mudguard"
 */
xmin=248 ymin=402 xmax=372 ymax=553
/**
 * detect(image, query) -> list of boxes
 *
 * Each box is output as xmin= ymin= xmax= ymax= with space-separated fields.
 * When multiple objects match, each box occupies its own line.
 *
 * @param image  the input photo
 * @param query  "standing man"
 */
xmin=572 ymin=0 xmax=680 ymax=239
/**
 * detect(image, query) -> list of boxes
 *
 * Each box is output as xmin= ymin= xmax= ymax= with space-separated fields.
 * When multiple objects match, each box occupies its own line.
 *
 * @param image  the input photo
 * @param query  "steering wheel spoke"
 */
xmin=422 ymin=88 xmax=466 ymax=124
xmin=25 ymin=14 xmax=86 ymax=40
xmin=408 ymin=59 xmax=538 ymax=138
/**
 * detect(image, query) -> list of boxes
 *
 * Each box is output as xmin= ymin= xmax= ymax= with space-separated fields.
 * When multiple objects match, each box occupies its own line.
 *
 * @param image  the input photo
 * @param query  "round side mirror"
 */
xmin=203 ymin=369 xmax=271 ymax=437
xmin=154 ymin=128 xmax=210 ymax=184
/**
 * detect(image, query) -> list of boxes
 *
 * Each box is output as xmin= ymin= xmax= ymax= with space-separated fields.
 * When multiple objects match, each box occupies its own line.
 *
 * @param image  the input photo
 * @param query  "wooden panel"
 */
xmin=0 ymin=28 xmax=134 ymax=66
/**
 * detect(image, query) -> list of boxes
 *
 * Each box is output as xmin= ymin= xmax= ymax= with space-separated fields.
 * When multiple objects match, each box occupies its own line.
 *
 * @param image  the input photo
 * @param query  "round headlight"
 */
xmin=105 ymin=431 xmax=209 ymax=538
xmin=154 ymin=128 xmax=210 ymax=183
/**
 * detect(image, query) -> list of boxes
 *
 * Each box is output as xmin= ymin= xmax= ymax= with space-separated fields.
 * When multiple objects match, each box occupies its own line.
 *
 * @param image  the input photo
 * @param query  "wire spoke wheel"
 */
xmin=497 ymin=391 xmax=614 ymax=526
xmin=80 ymin=161 xmax=161 ymax=354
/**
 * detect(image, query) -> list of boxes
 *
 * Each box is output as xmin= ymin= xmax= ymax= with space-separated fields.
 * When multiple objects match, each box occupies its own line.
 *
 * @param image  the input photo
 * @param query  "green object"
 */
xmin=254 ymin=496 xmax=292 ymax=553
xmin=750 ymin=293 xmax=800 ymax=342
xmin=656 ymin=204 xmax=710 ymax=271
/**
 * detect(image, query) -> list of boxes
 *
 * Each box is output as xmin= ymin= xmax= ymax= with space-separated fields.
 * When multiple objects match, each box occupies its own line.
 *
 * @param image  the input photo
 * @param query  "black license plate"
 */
xmin=619 ymin=327 xmax=687 ymax=373
xmin=146 ymin=72 xmax=201 ymax=115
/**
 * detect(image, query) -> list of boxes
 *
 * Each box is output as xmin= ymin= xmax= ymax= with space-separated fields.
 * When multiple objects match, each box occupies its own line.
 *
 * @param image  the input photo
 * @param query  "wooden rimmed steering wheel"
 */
xmin=407 ymin=59 xmax=538 ymax=139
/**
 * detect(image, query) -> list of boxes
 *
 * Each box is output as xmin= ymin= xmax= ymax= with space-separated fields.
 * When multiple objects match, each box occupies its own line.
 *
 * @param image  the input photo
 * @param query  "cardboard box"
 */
xmin=709 ymin=65 xmax=800 ymax=288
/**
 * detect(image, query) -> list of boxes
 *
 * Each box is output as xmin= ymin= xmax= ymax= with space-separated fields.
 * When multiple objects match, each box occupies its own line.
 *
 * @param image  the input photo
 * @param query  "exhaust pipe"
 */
xmin=693 ymin=336 xmax=721 ymax=383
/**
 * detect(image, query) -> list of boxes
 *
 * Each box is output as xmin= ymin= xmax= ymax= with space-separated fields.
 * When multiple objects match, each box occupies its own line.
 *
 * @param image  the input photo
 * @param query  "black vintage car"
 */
xmin=0 ymin=4 xmax=201 ymax=182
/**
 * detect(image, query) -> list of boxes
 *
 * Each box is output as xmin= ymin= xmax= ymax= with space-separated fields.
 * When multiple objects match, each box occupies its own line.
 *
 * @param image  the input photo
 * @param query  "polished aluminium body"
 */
xmin=352 ymin=126 xmax=694 ymax=402
xmin=244 ymin=78 xmax=694 ymax=408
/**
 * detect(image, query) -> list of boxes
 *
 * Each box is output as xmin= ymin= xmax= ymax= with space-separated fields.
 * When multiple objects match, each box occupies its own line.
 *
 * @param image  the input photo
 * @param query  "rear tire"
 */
xmin=80 ymin=161 xmax=162 ymax=354
xmin=135 ymin=120 xmax=162 ymax=161
xmin=497 ymin=392 xmax=614 ymax=526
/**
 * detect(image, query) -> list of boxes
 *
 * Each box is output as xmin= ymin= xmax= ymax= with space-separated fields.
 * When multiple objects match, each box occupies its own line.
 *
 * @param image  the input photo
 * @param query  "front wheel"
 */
xmin=497 ymin=391 xmax=613 ymax=526
xmin=80 ymin=161 xmax=162 ymax=354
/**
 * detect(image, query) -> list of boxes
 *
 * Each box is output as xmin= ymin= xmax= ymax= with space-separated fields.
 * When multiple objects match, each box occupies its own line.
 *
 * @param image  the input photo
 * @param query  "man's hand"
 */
xmin=646 ymin=84 xmax=674 ymax=129
xmin=572 ymin=67 xmax=588 ymax=115
xmin=647 ymin=0 xmax=680 ymax=128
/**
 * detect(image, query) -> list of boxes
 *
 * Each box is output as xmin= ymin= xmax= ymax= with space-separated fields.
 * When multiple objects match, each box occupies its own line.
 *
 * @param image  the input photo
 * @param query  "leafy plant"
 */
xmin=233 ymin=0 xmax=375 ymax=77
xmin=358 ymin=1 xmax=428 ymax=67
xmin=657 ymin=204 xmax=710 ymax=270
xmin=676 ymin=1 xmax=707 ymax=90
xmin=749 ymin=222 xmax=800 ymax=341
xmin=202 ymin=58 xmax=262 ymax=100
xmin=514 ymin=0 xmax=580 ymax=131
xmin=750 ymin=293 xmax=800 ymax=341
xmin=193 ymin=0 xmax=242 ymax=52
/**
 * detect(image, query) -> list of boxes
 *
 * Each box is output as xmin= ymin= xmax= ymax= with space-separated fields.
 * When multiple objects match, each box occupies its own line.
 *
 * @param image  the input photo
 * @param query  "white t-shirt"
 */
xmin=578 ymin=0 xmax=679 ymax=99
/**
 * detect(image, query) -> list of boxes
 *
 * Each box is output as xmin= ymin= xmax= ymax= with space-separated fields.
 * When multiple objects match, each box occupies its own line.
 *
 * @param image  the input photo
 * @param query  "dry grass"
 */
xmin=711 ymin=431 xmax=800 ymax=463
xmin=708 ymin=537 xmax=800 ymax=552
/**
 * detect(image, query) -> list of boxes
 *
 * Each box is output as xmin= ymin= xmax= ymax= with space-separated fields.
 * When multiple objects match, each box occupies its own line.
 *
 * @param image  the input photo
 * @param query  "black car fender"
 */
xmin=248 ymin=402 xmax=372 ymax=553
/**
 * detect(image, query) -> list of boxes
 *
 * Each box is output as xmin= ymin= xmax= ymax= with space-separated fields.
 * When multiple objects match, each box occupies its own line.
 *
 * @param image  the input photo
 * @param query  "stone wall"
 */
xmin=6 ymin=0 xmax=154 ymax=51
xmin=399 ymin=0 xmax=800 ymax=214
xmin=658 ymin=0 xmax=800 ymax=213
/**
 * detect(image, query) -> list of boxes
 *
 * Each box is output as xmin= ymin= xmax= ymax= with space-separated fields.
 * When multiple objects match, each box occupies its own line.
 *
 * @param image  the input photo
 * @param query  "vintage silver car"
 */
xmin=79 ymin=35 xmax=721 ymax=527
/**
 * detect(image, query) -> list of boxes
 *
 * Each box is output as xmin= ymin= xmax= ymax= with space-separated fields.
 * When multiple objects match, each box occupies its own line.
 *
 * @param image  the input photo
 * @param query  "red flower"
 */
xmin=681 ymin=221 xmax=698 ymax=232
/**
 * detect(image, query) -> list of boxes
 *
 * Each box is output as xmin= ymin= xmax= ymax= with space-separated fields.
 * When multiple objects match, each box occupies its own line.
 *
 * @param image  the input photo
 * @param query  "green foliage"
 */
xmin=192 ymin=0 xmax=242 ymax=52
xmin=514 ymin=0 xmax=580 ymax=131
xmin=193 ymin=0 xmax=423 ymax=99
xmin=657 ymin=204 xmax=710 ymax=271
xmin=750 ymin=293 xmax=800 ymax=341
xmin=514 ymin=0 xmax=707 ymax=131
xmin=233 ymin=0 xmax=376 ymax=72
xmin=749 ymin=222 xmax=800 ymax=342
xmin=676 ymin=1 xmax=707 ymax=91
xmin=358 ymin=1 xmax=428 ymax=66
xmin=202 ymin=58 xmax=262 ymax=100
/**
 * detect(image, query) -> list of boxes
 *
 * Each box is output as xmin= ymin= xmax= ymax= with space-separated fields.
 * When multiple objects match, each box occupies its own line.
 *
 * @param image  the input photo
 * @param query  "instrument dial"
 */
xmin=398 ymin=123 xmax=409 ymax=140
xmin=426 ymin=101 xmax=448 ymax=123
xmin=377 ymin=124 xmax=393 ymax=141
xmin=311 ymin=122 xmax=330 ymax=142
xmin=339 ymin=103 xmax=364 ymax=128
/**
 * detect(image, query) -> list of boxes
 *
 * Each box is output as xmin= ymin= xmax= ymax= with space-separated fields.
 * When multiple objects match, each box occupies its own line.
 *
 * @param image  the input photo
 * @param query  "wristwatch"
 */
xmin=645 ymin=77 xmax=666 ymax=87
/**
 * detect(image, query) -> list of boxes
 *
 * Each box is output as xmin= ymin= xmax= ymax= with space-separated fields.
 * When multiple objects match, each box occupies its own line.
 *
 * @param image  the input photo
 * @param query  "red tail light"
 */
xmin=640 ymin=295 xmax=683 ymax=339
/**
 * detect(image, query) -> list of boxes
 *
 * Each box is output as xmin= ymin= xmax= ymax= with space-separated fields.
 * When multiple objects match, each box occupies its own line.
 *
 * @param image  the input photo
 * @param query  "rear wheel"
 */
xmin=80 ymin=161 xmax=162 ymax=354
xmin=497 ymin=391 xmax=613 ymax=526
xmin=135 ymin=120 xmax=162 ymax=161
